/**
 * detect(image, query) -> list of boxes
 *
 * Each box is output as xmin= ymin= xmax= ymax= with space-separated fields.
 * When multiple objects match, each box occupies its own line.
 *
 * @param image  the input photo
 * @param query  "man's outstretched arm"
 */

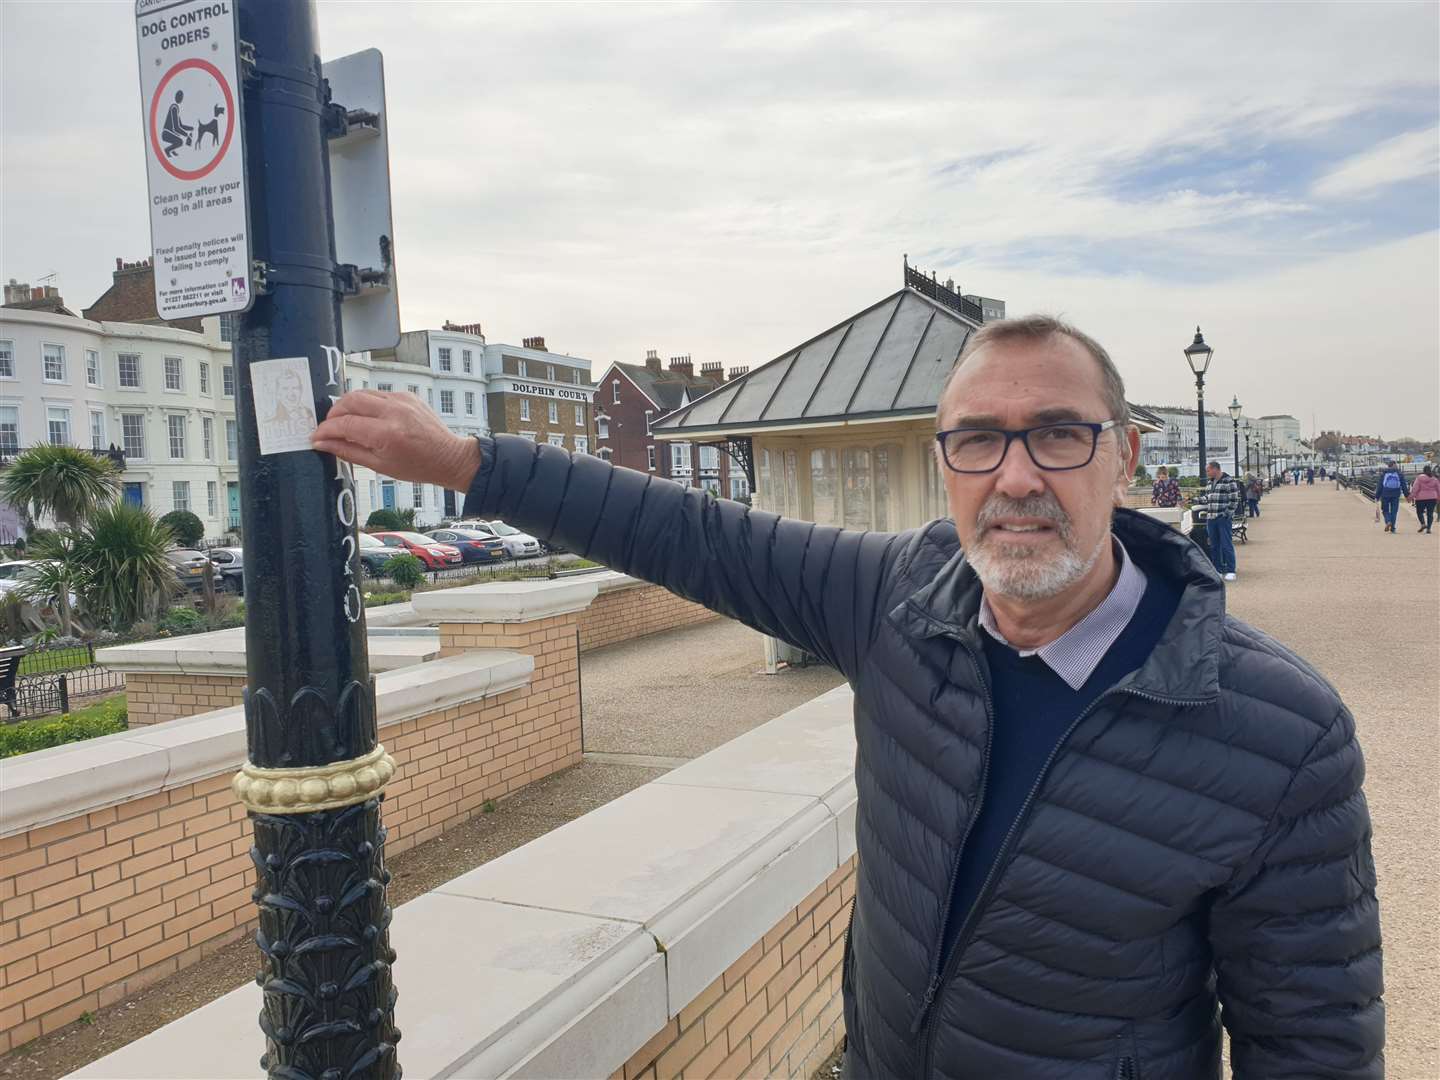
xmin=313 ymin=390 xmax=906 ymax=679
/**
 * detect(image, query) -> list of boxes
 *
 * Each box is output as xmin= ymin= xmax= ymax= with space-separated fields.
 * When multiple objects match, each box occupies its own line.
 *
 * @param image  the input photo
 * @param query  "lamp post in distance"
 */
xmin=1183 ymin=328 xmax=1214 ymax=475
xmin=1228 ymin=396 xmax=1243 ymax=480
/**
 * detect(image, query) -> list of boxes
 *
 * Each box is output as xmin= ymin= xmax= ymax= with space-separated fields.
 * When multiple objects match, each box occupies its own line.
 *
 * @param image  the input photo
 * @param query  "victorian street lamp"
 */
xmin=1184 ymin=327 xmax=1214 ymax=472
xmin=1228 ymin=396 xmax=1242 ymax=478
xmin=1243 ymin=423 xmax=1253 ymax=475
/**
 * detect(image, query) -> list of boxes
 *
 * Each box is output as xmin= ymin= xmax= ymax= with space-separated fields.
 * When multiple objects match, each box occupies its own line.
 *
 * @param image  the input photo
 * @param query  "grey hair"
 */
xmin=946 ymin=314 xmax=1130 ymax=428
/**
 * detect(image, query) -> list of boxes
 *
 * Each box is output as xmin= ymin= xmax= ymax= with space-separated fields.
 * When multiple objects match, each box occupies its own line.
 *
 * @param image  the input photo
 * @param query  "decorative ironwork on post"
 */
xmin=720 ymin=436 xmax=755 ymax=490
xmin=229 ymin=1 xmax=401 ymax=1076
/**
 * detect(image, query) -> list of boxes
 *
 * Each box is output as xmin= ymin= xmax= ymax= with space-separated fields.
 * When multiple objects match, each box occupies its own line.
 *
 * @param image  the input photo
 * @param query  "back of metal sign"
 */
xmin=324 ymin=48 xmax=400 ymax=352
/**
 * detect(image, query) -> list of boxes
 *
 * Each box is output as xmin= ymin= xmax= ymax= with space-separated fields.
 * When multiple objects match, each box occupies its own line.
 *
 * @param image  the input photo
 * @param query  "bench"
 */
xmin=0 ymin=644 xmax=27 ymax=719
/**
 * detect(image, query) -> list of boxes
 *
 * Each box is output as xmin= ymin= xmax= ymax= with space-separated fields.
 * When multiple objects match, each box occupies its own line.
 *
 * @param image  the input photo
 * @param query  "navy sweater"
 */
xmin=942 ymin=574 xmax=1183 ymax=956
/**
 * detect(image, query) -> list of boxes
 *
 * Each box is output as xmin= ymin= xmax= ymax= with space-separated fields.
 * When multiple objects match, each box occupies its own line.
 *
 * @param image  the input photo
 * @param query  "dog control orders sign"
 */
xmin=135 ymin=0 xmax=251 ymax=319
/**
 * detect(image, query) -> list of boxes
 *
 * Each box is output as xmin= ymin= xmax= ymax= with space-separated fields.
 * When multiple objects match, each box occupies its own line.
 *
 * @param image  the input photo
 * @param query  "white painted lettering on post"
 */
xmin=321 ymin=345 xmax=363 ymax=624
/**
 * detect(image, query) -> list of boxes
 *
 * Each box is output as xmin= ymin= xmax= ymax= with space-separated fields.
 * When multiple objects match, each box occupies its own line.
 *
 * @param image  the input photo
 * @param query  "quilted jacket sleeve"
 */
xmin=1210 ymin=705 xmax=1384 ymax=1078
xmin=462 ymin=435 xmax=905 ymax=680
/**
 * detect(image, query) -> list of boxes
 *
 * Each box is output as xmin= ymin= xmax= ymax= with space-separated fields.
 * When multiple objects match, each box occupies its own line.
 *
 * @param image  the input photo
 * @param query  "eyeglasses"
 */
xmin=935 ymin=420 xmax=1122 ymax=474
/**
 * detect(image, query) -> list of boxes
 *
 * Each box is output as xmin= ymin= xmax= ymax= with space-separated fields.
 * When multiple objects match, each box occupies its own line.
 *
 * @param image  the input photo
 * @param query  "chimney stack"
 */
xmin=667 ymin=354 xmax=694 ymax=378
xmin=699 ymin=361 xmax=724 ymax=383
xmin=727 ymin=365 xmax=749 ymax=381
xmin=522 ymin=336 xmax=547 ymax=351
xmin=645 ymin=349 xmax=662 ymax=373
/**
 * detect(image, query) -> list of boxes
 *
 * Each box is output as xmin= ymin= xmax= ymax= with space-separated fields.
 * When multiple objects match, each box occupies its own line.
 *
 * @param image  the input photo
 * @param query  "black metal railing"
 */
xmin=6 ymin=665 xmax=124 ymax=723
xmin=904 ymin=262 xmax=985 ymax=323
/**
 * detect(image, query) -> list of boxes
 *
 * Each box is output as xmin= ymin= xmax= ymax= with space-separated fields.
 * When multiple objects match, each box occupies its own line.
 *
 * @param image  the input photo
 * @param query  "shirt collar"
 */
xmin=978 ymin=538 xmax=1149 ymax=691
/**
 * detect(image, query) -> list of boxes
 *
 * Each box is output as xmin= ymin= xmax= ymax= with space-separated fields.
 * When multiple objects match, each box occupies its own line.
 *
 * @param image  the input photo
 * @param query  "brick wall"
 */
xmin=0 ymin=652 xmax=581 ymax=1053
xmin=125 ymin=674 xmax=246 ymax=726
xmin=578 ymin=582 xmax=717 ymax=653
xmin=614 ymin=857 xmax=855 ymax=1080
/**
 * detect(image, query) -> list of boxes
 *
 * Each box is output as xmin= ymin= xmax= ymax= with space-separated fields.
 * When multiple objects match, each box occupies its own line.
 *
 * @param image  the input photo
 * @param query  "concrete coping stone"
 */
xmin=97 ymin=626 xmax=442 ymax=676
xmin=412 ymin=576 xmax=601 ymax=624
xmin=66 ymin=685 xmax=860 ymax=1080
xmin=0 ymin=650 xmax=534 ymax=839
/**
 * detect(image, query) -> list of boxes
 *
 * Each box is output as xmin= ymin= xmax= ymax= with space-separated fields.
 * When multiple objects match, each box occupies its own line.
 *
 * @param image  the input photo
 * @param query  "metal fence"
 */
xmin=6 ymin=665 xmax=124 ymax=723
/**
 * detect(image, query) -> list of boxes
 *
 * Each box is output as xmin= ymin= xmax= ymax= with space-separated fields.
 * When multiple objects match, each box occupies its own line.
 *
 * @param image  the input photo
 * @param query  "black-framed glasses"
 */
xmin=935 ymin=420 xmax=1122 ymax=474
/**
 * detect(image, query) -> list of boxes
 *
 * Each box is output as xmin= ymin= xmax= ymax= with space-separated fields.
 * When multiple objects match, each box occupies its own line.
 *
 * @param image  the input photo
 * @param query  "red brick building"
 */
xmin=593 ymin=352 xmax=750 ymax=500
xmin=83 ymin=258 xmax=207 ymax=334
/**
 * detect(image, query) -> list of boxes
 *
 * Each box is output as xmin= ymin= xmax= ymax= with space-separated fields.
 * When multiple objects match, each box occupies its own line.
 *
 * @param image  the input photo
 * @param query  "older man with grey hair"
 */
xmin=314 ymin=314 xmax=1383 ymax=1079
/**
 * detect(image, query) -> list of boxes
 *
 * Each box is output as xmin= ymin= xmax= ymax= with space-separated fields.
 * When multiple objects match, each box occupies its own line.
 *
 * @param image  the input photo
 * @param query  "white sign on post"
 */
xmin=134 ymin=0 xmax=251 ymax=320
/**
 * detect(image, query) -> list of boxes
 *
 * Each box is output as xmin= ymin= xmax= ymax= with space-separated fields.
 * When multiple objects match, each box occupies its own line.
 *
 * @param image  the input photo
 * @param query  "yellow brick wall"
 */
xmin=615 ymin=857 xmax=856 ymax=1080
xmin=125 ymin=674 xmax=248 ymax=726
xmin=0 ymin=612 xmax=584 ymax=1054
xmin=578 ymin=583 xmax=717 ymax=653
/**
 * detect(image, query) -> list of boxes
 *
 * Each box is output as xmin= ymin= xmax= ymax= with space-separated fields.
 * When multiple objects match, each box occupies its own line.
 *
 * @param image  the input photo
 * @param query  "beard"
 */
xmin=965 ymin=492 xmax=1107 ymax=600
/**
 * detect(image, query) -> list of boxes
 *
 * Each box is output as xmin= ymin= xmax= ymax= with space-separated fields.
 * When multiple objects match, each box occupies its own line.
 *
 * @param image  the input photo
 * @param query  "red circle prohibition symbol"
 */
xmin=148 ymin=58 xmax=236 ymax=182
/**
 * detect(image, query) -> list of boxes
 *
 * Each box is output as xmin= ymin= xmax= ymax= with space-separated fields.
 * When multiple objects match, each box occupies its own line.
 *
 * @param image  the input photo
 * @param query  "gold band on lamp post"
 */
xmin=232 ymin=745 xmax=397 ymax=814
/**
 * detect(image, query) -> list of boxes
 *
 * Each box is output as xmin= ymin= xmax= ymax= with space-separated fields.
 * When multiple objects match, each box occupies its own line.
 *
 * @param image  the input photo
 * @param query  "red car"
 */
xmin=370 ymin=531 xmax=462 ymax=570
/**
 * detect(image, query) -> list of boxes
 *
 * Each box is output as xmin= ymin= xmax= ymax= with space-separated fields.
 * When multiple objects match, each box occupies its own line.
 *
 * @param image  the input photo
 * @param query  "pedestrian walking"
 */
xmin=1409 ymin=464 xmax=1438 ymax=533
xmin=315 ymin=314 xmax=1383 ymax=1080
xmin=1150 ymin=465 xmax=1181 ymax=507
xmin=1200 ymin=460 xmax=1244 ymax=581
xmin=1376 ymin=459 xmax=1409 ymax=533
xmin=1245 ymin=473 xmax=1263 ymax=518
xmin=1306 ymin=466 xmax=1315 ymax=485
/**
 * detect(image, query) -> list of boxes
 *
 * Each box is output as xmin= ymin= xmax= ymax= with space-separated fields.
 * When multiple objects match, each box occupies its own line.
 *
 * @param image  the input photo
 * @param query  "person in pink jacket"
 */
xmin=1410 ymin=465 xmax=1439 ymax=533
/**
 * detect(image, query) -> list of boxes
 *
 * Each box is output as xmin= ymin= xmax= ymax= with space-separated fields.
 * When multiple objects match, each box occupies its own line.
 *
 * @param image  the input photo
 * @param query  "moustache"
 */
xmin=975 ymin=493 xmax=1072 ymax=538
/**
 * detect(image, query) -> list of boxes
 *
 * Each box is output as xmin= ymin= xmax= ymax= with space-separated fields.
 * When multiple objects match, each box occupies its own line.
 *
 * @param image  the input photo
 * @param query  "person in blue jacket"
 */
xmin=313 ymin=315 xmax=1383 ymax=1080
xmin=1376 ymin=460 xmax=1409 ymax=533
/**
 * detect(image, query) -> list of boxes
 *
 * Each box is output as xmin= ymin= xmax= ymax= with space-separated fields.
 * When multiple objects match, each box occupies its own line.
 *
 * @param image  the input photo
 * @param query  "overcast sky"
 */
xmin=3 ymin=2 xmax=1437 ymax=438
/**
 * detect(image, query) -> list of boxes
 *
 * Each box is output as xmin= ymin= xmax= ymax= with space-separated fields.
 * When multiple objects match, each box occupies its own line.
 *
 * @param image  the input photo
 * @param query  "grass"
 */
xmin=0 ymin=693 xmax=127 ymax=758
xmin=18 ymin=644 xmax=92 ymax=675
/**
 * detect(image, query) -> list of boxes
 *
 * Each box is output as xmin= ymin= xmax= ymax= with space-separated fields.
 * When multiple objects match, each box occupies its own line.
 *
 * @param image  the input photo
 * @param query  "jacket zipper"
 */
xmin=1115 ymin=1056 xmax=1136 ymax=1080
xmin=907 ymin=645 xmax=995 ymax=1036
xmin=915 ymin=684 xmax=1203 ymax=1078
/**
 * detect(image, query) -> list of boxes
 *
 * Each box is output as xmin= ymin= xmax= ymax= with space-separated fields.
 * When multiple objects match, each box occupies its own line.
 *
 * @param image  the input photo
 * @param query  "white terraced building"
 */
xmin=0 ymin=300 xmax=242 ymax=539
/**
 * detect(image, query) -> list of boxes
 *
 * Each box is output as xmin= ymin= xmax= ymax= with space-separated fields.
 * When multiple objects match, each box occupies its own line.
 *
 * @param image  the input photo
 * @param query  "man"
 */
xmin=161 ymin=90 xmax=193 ymax=159
xmin=1376 ymin=459 xmax=1409 ymax=533
xmin=314 ymin=315 xmax=1383 ymax=1079
xmin=1199 ymin=459 xmax=1243 ymax=581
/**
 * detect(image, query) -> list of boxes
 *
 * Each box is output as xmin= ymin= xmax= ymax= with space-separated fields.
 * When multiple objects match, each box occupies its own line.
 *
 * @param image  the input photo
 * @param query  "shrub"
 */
xmin=366 ymin=509 xmax=403 ymax=531
xmin=0 ymin=696 xmax=127 ymax=758
xmin=158 ymin=510 xmax=205 ymax=547
xmin=364 ymin=590 xmax=411 ymax=608
xmin=72 ymin=502 xmax=178 ymax=630
xmin=384 ymin=553 xmax=426 ymax=589
xmin=159 ymin=606 xmax=206 ymax=635
xmin=1132 ymin=465 xmax=1149 ymax=482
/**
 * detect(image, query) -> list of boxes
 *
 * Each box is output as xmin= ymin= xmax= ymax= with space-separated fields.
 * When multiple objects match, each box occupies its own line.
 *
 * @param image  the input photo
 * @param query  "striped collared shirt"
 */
xmin=978 ymin=538 xmax=1149 ymax=691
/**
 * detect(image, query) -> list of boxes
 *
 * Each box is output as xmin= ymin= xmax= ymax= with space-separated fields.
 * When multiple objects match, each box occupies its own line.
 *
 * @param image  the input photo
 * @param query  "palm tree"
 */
xmin=0 ymin=444 xmax=121 ymax=528
xmin=70 ymin=503 xmax=177 ymax=630
xmin=15 ymin=531 xmax=87 ymax=638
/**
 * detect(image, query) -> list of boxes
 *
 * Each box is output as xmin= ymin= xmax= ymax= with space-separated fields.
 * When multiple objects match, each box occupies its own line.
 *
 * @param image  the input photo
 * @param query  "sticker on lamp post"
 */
xmin=251 ymin=357 xmax=318 ymax=455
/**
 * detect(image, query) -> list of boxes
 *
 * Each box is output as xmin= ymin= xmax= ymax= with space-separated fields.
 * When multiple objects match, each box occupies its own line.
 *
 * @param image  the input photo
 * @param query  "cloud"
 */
xmin=2 ymin=1 xmax=1437 ymax=438
xmin=1312 ymin=127 xmax=1440 ymax=200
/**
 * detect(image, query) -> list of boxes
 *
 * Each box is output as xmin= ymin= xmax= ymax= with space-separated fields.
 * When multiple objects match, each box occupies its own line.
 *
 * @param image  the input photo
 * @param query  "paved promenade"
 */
xmin=1223 ymin=482 xmax=1438 ymax=1076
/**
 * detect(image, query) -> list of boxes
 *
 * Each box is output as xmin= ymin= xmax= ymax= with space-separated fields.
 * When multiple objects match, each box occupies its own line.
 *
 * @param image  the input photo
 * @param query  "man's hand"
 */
xmin=312 ymin=390 xmax=482 ymax=492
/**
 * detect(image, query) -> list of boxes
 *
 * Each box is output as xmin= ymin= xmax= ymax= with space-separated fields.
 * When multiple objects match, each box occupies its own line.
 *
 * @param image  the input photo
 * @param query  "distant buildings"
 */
xmin=2 ymin=268 xmax=239 ymax=538
xmin=592 ymin=352 xmax=749 ymax=500
xmin=1 ymin=258 xmax=602 ymax=536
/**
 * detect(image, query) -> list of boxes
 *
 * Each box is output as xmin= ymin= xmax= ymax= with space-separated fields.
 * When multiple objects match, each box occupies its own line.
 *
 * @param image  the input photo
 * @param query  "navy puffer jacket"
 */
xmin=464 ymin=436 xmax=1384 ymax=1079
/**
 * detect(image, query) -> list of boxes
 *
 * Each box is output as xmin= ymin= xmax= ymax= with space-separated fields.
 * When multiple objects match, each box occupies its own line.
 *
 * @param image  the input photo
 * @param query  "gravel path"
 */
xmin=0 ymin=618 xmax=840 ymax=1079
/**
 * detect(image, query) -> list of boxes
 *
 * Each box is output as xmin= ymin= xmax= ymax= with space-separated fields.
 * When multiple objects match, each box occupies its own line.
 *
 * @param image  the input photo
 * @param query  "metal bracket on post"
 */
xmin=250 ymin=260 xmax=272 ymax=297
xmin=239 ymin=39 xmax=258 ymax=80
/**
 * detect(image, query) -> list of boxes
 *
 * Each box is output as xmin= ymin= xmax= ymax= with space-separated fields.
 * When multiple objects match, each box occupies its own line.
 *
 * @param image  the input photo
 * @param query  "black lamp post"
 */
xmin=1184 ymin=327 xmax=1214 ymax=473
xmin=1243 ymin=423 xmax=1253 ymax=475
xmin=1228 ymin=396 xmax=1242 ymax=478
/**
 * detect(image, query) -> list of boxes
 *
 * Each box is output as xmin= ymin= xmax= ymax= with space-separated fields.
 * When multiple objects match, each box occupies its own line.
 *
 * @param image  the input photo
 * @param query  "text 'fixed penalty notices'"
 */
xmin=135 ymin=0 xmax=251 ymax=320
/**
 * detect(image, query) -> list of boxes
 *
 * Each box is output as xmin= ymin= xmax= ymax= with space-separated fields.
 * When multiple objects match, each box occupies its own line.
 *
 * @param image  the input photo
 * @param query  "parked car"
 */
xmin=426 ymin=528 xmax=506 ymax=564
xmin=208 ymin=547 xmax=244 ymax=594
xmin=454 ymin=520 xmax=542 ymax=558
xmin=0 ymin=560 xmax=78 ymax=610
xmin=368 ymin=531 xmax=462 ymax=571
xmin=357 ymin=532 xmax=398 ymax=578
xmin=165 ymin=548 xmax=212 ymax=592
